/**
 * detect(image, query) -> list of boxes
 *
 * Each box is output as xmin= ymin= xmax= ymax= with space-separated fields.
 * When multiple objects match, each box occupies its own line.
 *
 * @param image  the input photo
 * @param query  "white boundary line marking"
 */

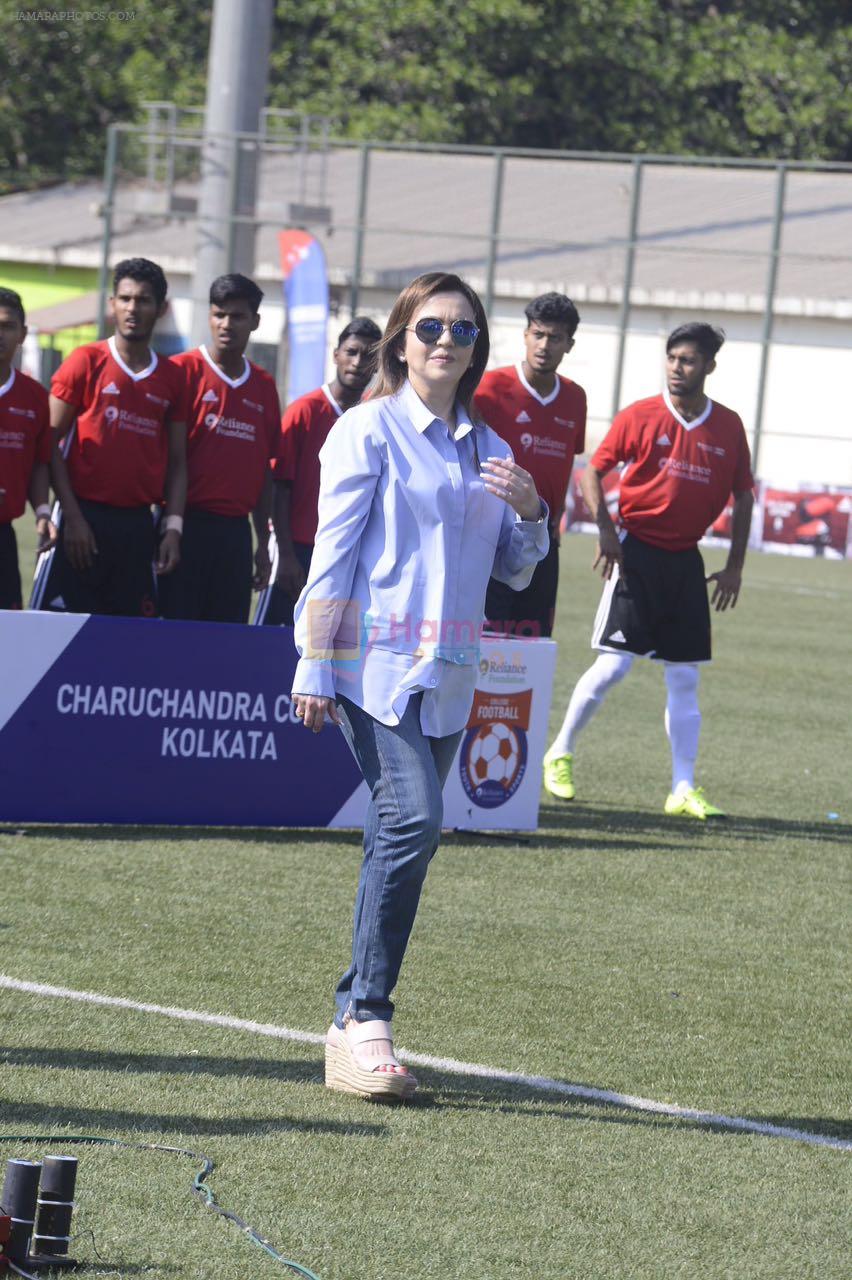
xmin=2 ymin=974 xmax=849 ymax=1153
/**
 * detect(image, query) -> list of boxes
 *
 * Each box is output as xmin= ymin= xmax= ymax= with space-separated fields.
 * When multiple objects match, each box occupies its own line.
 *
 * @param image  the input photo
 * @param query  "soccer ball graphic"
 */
xmin=460 ymin=720 xmax=528 ymax=808
xmin=469 ymin=722 xmax=520 ymax=788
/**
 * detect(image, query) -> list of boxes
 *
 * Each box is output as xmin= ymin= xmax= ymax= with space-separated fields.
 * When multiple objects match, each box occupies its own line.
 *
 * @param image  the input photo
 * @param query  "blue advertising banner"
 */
xmin=0 ymin=613 xmax=361 ymax=827
xmin=279 ymin=228 xmax=329 ymax=404
xmin=0 ymin=615 xmax=555 ymax=830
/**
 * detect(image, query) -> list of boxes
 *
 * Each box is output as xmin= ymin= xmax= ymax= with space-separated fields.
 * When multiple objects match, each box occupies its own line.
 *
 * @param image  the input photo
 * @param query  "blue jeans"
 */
xmin=334 ymin=693 xmax=463 ymax=1026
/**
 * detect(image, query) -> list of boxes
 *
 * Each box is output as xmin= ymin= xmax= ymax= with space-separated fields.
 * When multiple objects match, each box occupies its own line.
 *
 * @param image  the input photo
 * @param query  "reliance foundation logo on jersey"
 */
xmin=459 ymin=687 xmax=531 ymax=808
xmin=204 ymin=413 xmax=256 ymax=441
xmin=103 ymin=404 xmax=159 ymax=437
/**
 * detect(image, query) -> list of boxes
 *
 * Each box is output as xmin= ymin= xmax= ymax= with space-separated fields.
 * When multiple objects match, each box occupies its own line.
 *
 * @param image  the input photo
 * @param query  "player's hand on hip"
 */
xmin=707 ymin=566 xmax=742 ymax=611
xmin=481 ymin=455 xmax=541 ymax=521
xmin=253 ymin=544 xmax=272 ymax=591
xmin=293 ymin=694 xmax=340 ymax=733
xmin=276 ymin=552 xmax=307 ymax=600
xmin=592 ymin=526 xmax=623 ymax=580
xmin=156 ymin=528 xmax=181 ymax=576
xmin=64 ymin=513 xmax=98 ymax=572
xmin=36 ymin=516 xmax=57 ymax=555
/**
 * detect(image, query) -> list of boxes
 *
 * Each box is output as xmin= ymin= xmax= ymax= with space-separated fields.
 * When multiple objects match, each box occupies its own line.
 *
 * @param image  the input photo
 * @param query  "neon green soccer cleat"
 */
xmin=543 ymin=749 xmax=575 ymax=801
xmin=664 ymin=787 xmax=725 ymax=820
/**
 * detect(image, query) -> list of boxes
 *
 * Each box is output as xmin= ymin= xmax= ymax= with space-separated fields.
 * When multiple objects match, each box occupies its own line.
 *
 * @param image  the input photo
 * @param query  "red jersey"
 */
xmin=272 ymin=384 xmax=342 ymax=544
xmin=474 ymin=364 xmax=586 ymax=525
xmin=0 ymin=368 xmax=51 ymax=524
xmin=51 ymin=338 xmax=186 ymax=508
xmin=172 ymin=347 xmax=281 ymax=517
xmin=592 ymin=392 xmax=754 ymax=551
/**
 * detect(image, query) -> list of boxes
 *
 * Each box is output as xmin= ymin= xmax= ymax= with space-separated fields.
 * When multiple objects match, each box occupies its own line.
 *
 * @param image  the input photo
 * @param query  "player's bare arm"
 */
xmin=49 ymin=394 xmax=97 ymax=571
xmin=28 ymin=460 xmax=57 ymax=553
xmin=272 ymin=480 xmax=307 ymax=599
xmin=707 ymin=488 xmax=754 ymax=612
xmin=582 ymin=464 xmax=623 ymax=578
xmin=158 ymin=418 xmax=187 ymax=575
xmin=251 ymin=468 xmax=274 ymax=590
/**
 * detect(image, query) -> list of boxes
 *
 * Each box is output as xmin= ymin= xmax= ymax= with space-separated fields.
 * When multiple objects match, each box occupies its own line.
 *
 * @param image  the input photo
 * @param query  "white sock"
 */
xmin=664 ymin=663 xmax=701 ymax=795
xmin=550 ymin=652 xmax=634 ymax=756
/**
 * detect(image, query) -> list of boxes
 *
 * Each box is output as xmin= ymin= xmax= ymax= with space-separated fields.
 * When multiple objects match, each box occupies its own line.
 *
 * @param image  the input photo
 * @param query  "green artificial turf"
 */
xmin=1 ymin=532 xmax=850 ymax=1278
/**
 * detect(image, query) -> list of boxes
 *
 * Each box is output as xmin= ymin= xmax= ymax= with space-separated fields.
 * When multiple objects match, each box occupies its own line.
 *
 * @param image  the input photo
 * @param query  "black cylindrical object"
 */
xmin=1 ymin=1158 xmax=42 ymax=1263
xmin=33 ymin=1155 xmax=78 ymax=1257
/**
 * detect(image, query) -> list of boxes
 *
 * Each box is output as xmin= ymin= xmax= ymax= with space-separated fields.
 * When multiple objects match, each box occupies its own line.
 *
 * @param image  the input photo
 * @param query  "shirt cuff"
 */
xmin=292 ymin=656 xmax=336 ymax=701
xmin=515 ymin=499 xmax=549 ymax=526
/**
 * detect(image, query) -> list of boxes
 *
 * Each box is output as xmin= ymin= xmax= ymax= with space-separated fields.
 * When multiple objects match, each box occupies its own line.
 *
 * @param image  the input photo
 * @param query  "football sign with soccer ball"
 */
xmin=459 ymin=689 xmax=532 ymax=809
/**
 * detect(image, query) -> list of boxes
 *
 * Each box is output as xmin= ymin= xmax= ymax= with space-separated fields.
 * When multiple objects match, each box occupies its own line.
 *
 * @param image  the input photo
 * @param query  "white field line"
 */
xmin=2 ymin=974 xmax=849 ymax=1154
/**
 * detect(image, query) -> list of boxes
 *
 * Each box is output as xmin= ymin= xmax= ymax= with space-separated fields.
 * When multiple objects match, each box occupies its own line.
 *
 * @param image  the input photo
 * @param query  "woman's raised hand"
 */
xmin=480 ymin=455 xmax=542 ymax=522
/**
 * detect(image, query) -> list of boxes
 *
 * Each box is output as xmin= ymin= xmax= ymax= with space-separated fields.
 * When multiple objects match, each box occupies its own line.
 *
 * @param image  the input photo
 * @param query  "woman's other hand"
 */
xmin=292 ymin=694 xmax=341 ymax=733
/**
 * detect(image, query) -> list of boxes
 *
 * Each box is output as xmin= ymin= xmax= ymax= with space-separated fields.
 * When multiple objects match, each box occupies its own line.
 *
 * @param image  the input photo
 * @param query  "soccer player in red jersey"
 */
xmin=474 ymin=292 xmax=586 ymax=637
xmin=159 ymin=274 xmax=282 ymax=624
xmin=0 ymin=288 xmax=55 ymax=608
xmin=544 ymin=323 xmax=755 ymax=819
xmin=256 ymin=316 xmax=381 ymax=626
xmin=43 ymin=258 xmax=187 ymax=617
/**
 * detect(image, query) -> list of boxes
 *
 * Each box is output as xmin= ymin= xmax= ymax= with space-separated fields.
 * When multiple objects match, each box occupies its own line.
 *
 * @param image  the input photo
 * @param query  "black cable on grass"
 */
xmin=0 ymin=1135 xmax=321 ymax=1279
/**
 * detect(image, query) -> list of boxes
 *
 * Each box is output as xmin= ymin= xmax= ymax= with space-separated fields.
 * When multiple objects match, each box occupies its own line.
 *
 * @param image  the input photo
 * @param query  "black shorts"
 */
xmin=158 ymin=508 xmax=253 ymax=624
xmin=38 ymin=500 xmax=157 ymax=617
xmin=483 ymin=528 xmax=559 ymax=639
xmin=0 ymin=523 xmax=22 ymax=610
xmin=254 ymin=540 xmax=313 ymax=627
xmin=591 ymin=532 xmax=711 ymax=663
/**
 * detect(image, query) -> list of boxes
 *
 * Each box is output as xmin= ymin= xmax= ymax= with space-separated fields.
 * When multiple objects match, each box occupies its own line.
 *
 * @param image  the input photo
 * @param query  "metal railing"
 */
xmin=98 ymin=121 xmax=852 ymax=482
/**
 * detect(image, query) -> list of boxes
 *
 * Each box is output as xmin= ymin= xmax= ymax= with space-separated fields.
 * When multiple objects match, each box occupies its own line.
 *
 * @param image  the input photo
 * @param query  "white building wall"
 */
xmin=164 ymin=273 xmax=851 ymax=489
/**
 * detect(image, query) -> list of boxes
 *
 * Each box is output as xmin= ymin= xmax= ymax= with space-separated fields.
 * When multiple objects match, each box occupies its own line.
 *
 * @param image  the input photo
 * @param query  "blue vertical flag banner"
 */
xmin=279 ymin=229 xmax=329 ymax=404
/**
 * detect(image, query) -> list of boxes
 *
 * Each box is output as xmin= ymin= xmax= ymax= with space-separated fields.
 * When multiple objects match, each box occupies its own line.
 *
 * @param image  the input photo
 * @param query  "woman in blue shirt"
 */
xmin=293 ymin=271 xmax=548 ymax=1100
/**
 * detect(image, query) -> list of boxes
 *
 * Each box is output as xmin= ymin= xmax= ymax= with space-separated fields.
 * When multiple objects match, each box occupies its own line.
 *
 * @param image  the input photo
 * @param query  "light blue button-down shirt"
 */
xmin=292 ymin=379 xmax=549 ymax=736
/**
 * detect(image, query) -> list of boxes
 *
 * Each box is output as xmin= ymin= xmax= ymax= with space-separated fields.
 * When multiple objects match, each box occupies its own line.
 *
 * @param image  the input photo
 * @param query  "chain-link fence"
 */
xmin=99 ymin=120 xmax=852 ymax=487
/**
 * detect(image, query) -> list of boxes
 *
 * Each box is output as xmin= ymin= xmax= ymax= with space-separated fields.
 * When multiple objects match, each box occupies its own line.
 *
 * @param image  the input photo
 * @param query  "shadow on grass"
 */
xmin=4 ymin=810 xmax=847 ymax=851
xmin=1 ymin=1046 xmax=322 ymax=1085
xmin=441 ymin=818 xmax=688 ymax=853
xmin=5 ymin=1045 xmax=848 ymax=1146
xmin=533 ymin=803 xmax=852 ymax=847
xmin=745 ymin=1114 xmax=852 ymax=1142
xmin=0 ymin=1097 xmax=385 ymax=1140
xmin=406 ymin=1074 xmax=852 ymax=1143
xmin=1 ymin=822 xmax=687 ymax=857
xmin=0 ymin=824 xmax=364 ymax=846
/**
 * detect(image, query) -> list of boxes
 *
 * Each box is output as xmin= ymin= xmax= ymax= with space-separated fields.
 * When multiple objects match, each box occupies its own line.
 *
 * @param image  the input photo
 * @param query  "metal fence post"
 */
xmin=349 ymin=143 xmax=371 ymax=316
xmin=752 ymin=163 xmax=787 ymax=477
xmin=483 ymin=150 xmax=505 ymax=319
xmin=97 ymin=124 xmax=120 ymax=338
xmin=611 ymin=156 xmax=644 ymax=420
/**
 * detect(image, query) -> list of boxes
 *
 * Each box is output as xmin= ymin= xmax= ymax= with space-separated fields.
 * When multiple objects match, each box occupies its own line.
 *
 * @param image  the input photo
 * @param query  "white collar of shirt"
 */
xmin=321 ymin=383 xmax=343 ymax=416
xmin=108 ymin=335 xmax=158 ymax=382
xmin=398 ymin=378 xmax=474 ymax=440
xmin=516 ymin=361 xmax=560 ymax=407
xmin=663 ymin=386 xmax=713 ymax=431
xmin=200 ymin=343 xmax=250 ymax=389
xmin=0 ymin=367 xmax=15 ymax=399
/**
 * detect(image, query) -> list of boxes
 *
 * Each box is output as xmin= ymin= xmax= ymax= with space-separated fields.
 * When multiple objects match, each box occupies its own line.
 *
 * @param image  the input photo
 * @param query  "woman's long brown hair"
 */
xmin=371 ymin=271 xmax=490 ymax=417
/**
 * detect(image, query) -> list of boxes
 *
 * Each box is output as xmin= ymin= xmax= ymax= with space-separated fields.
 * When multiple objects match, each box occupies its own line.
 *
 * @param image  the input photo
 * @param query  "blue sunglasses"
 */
xmin=408 ymin=317 xmax=480 ymax=348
